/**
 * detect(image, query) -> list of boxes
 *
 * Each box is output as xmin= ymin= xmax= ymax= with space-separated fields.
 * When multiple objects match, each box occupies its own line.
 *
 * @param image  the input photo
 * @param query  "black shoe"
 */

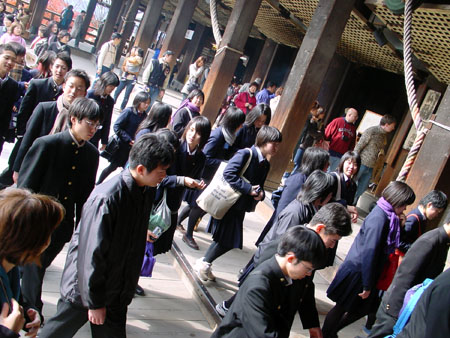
xmin=182 ymin=234 xmax=199 ymax=250
xmin=135 ymin=284 xmax=146 ymax=296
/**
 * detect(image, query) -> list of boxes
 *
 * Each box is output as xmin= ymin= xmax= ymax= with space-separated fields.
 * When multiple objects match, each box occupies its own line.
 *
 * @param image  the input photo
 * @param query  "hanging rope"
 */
xmin=396 ymin=0 xmax=428 ymax=182
xmin=210 ymin=0 xmax=222 ymax=46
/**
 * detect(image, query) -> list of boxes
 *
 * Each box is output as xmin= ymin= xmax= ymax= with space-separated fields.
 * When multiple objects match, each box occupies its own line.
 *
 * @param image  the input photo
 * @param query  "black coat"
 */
xmin=234 ymin=124 xmax=258 ymax=150
xmin=87 ymin=89 xmax=114 ymax=146
xmin=397 ymin=268 xmax=450 ymax=338
xmin=382 ymin=226 xmax=450 ymax=318
xmin=212 ymin=256 xmax=293 ymax=338
xmin=171 ymin=107 xmax=199 ymax=139
xmin=0 ymin=76 xmax=20 ymax=138
xmin=16 ymin=77 xmax=62 ymax=136
xmin=18 ymin=130 xmax=99 ymax=241
xmin=398 ymin=207 xmax=427 ymax=254
xmin=13 ymin=101 xmax=59 ymax=173
xmin=334 ymin=172 xmax=357 ymax=207
xmin=60 ymin=169 xmax=155 ymax=309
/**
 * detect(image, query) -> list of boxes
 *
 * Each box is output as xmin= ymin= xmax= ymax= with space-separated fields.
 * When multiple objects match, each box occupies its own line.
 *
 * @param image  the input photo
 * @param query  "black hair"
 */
xmin=245 ymin=103 xmax=271 ymax=127
xmin=133 ymin=46 xmax=144 ymax=57
xmin=419 ymin=190 xmax=448 ymax=209
xmin=111 ymin=32 xmax=122 ymax=40
xmin=136 ymin=101 xmax=172 ymax=135
xmin=297 ymin=170 xmax=336 ymax=205
xmin=38 ymin=25 xmax=50 ymax=38
xmin=220 ymin=106 xmax=245 ymax=134
xmin=338 ymin=151 xmax=361 ymax=177
xmin=129 ymin=133 xmax=175 ymax=171
xmin=155 ymin=128 xmax=180 ymax=151
xmin=0 ymin=43 xmax=17 ymax=55
xmin=277 ymin=226 xmax=326 ymax=269
xmin=298 ymin=147 xmax=329 ymax=176
xmin=382 ymin=181 xmax=416 ymax=208
xmin=187 ymin=89 xmax=204 ymax=103
xmin=65 ymin=69 xmax=90 ymax=90
xmin=81 ymin=10 xmax=86 ymax=14
xmin=310 ymin=203 xmax=353 ymax=237
xmin=55 ymin=52 xmax=72 ymax=70
xmin=249 ymin=81 xmax=259 ymax=90
xmin=68 ymin=97 xmax=103 ymax=127
xmin=94 ymin=71 xmax=119 ymax=96
xmin=132 ymin=91 xmax=151 ymax=110
xmin=181 ymin=116 xmax=211 ymax=150
xmin=266 ymin=81 xmax=276 ymax=88
xmin=58 ymin=30 xmax=71 ymax=40
xmin=380 ymin=114 xmax=396 ymax=126
xmin=8 ymin=42 xmax=26 ymax=57
xmin=4 ymin=15 xmax=15 ymax=23
xmin=255 ymin=125 xmax=282 ymax=147
xmin=48 ymin=20 xmax=58 ymax=31
xmin=163 ymin=50 xmax=174 ymax=57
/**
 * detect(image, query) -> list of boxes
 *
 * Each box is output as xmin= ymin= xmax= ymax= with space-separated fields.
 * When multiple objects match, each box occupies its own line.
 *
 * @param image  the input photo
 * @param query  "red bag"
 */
xmin=376 ymin=253 xmax=400 ymax=291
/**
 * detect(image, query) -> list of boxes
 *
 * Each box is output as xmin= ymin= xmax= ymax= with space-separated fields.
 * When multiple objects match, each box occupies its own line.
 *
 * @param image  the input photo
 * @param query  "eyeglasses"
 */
xmin=83 ymin=119 xmax=102 ymax=130
xmin=299 ymin=261 xmax=314 ymax=273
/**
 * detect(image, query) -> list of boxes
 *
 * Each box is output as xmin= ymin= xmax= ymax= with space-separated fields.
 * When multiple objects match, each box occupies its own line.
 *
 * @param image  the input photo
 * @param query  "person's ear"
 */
xmin=135 ymin=164 xmax=146 ymax=176
xmin=315 ymin=224 xmax=326 ymax=234
xmin=69 ymin=116 xmax=77 ymax=126
xmin=286 ymin=252 xmax=296 ymax=264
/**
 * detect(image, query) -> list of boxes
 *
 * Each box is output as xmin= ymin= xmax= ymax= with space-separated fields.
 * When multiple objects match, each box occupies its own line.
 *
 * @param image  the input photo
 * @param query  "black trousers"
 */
xmin=39 ymin=298 xmax=127 ymax=338
xmin=368 ymin=300 xmax=397 ymax=338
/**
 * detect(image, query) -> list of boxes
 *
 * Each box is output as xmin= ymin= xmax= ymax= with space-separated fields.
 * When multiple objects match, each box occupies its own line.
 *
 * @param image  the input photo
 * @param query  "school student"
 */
xmin=212 ymin=225 xmax=326 ymax=337
xmin=234 ymin=103 xmax=271 ymax=149
xmin=171 ymin=89 xmax=204 ymax=138
xmin=18 ymin=98 xmax=103 ymax=320
xmin=195 ymin=126 xmax=282 ymax=281
xmin=39 ymin=134 xmax=175 ymax=338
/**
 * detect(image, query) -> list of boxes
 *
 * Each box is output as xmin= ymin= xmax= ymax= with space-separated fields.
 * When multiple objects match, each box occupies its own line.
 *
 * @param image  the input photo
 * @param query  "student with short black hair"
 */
xmin=39 ymin=133 xmax=175 ymax=338
xmin=234 ymin=103 xmax=271 ymax=149
xmin=88 ymin=71 xmax=120 ymax=149
xmin=13 ymin=69 xmax=89 ymax=182
xmin=213 ymin=225 xmax=326 ymax=337
xmin=195 ymin=126 xmax=282 ymax=281
xmin=398 ymin=190 xmax=447 ymax=255
xmin=171 ymin=89 xmax=205 ymax=138
xmin=48 ymin=30 xmax=71 ymax=55
xmin=18 ymin=97 xmax=103 ymax=320
xmin=255 ymin=80 xmax=277 ymax=105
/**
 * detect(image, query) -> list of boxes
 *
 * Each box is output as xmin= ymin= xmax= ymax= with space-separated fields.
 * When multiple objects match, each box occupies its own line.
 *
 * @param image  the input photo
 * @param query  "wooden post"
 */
xmin=251 ymin=38 xmax=278 ymax=86
xmin=241 ymin=39 xmax=265 ymax=84
xmin=159 ymin=0 xmax=200 ymax=71
xmin=80 ymin=0 xmax=97 ymax=43
xmin=201 ymin=0 xmax=263 ymax=122
xmin=134 ymin=0 xmax=165 ymax=52
xmin=266 ymin=0 xmax=356 ymax=189
xmin=177 ymin=23 xmax=205 ymax=83
xmin=29 ymin=0 xmax=49 ymax=34
xmin=115 ymin=0 xmax=141 ymax=64
xmin=405 ymin=85 xmax=450 ymax=211
xmin=92 ymin=0 xmax=122 ymax=53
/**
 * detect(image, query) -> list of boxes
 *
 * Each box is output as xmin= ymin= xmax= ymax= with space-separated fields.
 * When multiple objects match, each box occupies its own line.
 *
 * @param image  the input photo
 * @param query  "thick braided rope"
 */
xmin=397 ymin=0 xmax=427 ymax=182
xmin=210 ymin=0 xmax=222 ymax=46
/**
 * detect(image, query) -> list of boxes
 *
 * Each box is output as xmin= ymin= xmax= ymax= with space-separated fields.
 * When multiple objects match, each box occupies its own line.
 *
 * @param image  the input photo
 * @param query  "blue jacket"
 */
xmin=234 ymin=124 xmax=257 ymax=150
xmin=202 ymin=127 xmax=236 ymax=181
xmin=114 ymin=107 xmax=147 ymax=145
xmin=276 ymin=172 xmax=307 ymax=217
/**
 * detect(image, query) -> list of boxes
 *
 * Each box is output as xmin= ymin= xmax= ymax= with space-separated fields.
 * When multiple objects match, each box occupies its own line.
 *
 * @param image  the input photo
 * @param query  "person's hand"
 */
xmin=129 ymin=140 xmax=134 ymax=146
xmin=250 ymin=185 xmax=260 ymax=197
xmin=24 ymin=308 xmax=40 ymax=337
xmin=184 ymin=177 xmax=199 ymax=189
xmin=309 ymin=327 xmax=323 ymax=338
xmin=399 ymin=213 xmax=406 ymax=227
xmin=347 ymin=205 xmax=358 ymax=223
xmin=24 ymin=82 xmax=29 ymax=90
xmin=196 ymin=179 xmax=206 ymax=190
xmin=96 ymin=70 xmax=101 ymax=75
xmin=358 ymin=290 xmax=370 ymax=299
xmin=147 ymin=230 xmax=157 ymax=243
xmin=12 ymin=106 xmax=17 ymax=112
xmin=100 ymin=144 xmax=106 ymax=151
xmin=0 ymin=299 xmax=25 ymax=334
xmin=12 ymin=171 xmax=19 ymax=184
xmin=254 ymin=191 xmax=264 ymax=201
xmin=88 ymin=307 xmax=106 ymax=325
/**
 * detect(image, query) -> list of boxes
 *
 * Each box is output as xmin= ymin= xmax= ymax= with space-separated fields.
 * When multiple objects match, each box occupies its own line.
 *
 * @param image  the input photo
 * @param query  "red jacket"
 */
xmin=324 ymin=117 xmax=357 ymax=156
xmin=234 ymin=91 xmax=256 ymax=114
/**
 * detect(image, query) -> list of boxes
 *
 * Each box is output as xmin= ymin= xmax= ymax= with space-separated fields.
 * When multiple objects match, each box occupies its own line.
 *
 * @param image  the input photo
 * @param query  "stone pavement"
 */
xmin=0 ymin=45 xmax=372 ymax=337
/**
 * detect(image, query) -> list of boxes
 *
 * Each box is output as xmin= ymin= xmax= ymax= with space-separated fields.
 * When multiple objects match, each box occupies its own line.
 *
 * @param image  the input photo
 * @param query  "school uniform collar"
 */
xmin=186 ymin=142 xmax=197 ymax=155
xmin=274 ymin=255 xmax=292 ymax=286
xmin=254 ymin=146 xmax=265 ymax=163
xmin=68 ymin=129 xmax=85 ymax=148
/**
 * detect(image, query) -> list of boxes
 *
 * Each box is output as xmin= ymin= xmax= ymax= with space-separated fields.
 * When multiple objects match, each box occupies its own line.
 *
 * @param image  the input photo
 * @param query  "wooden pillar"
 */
xmin=266 ymin=0 xmax=356 ymax=189
xmin=405 ymin=85 xmax=450 ymax=209
xmin=201 ymin=0 xmax=263 ymax=122
xmin=93 ymin=0 xmax=122 ymax=53
xmin=176 ymin=23 xmax=205 ymax=83
xmin=29 ymin=0 xmax=49 ymax=34
xmin=242 ymin=39 xmax=265 ymax=84
xmin=159 ymin=0 xmax=200 ymax=71
xmin=80 ymin=0 xmax=97 ymax=43
xmin=251 ymin=38 xmax=278 ymax=86
xmin=115 ymin=0 xmax=141 ymax=64
xmin=134 ymin=0 xmax=165 ymax=52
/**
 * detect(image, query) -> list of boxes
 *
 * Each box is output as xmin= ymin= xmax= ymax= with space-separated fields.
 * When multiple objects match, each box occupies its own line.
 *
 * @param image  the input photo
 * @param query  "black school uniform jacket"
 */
xmin=13 ymin=101 xmax=59 ymax=173
xmin=18 ymin=130 xmax=99 ymax=240
xmin=16 ymin=77 xmax=62 ymax=136
xmin=0 ymin=76 xmax=20 ymax=138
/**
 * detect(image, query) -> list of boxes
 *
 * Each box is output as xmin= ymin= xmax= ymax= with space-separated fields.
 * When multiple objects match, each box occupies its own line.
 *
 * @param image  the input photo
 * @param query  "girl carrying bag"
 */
xmin=197 ymin=148 xmax=252 ymax=220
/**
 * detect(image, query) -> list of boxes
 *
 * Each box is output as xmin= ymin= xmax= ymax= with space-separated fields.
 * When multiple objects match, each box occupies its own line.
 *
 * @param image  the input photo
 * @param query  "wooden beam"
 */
xmin=252 ymin=38 xmax=278 ymax=86
xmin=134 ymin=0 xmax=165 ymax=52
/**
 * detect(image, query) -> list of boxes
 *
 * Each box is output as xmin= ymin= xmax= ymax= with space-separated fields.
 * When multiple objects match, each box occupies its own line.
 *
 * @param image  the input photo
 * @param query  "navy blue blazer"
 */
xmin=223 ymin=146 xmax=270 ymax=212
xmin=114 ymin=107 xmax=147 ymax=145
xmin=202 ymin=126 xmax=236 ymax=181
xmin=234 ymin=124 xmax=257 ymax=150
xmin=335 ymin=172 xmax=357 ymax=207
xmin=276 ymin=172 xmax=307 ymax=217
xmin=398 ymin=207 xmax=427 ymax=254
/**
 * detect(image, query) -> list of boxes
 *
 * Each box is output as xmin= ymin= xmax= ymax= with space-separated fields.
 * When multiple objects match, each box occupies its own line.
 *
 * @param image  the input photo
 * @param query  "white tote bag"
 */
xmin=197 ymin=148 xmax=252 ymax=220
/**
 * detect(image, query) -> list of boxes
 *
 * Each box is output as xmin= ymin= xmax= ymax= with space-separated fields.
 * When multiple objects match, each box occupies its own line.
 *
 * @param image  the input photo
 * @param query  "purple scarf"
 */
xmin=376 ymin=197 xmax=400 ymax=254
xmin=172 ymin=99 xmax=200 ymax=121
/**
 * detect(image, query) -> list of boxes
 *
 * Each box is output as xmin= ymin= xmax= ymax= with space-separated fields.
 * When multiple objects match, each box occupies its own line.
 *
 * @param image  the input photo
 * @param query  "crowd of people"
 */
xmin=0 ymin=5 xmax=449 ymax=338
